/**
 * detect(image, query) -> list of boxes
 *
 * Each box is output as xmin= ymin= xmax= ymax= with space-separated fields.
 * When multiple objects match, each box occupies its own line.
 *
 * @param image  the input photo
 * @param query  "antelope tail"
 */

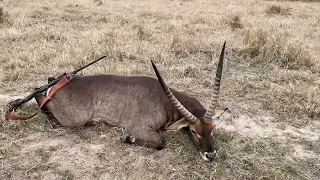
xmin=151 ymin=61 xmax=199 ymax=124
xmin=204 ymin=41 xmax=226 ymax=120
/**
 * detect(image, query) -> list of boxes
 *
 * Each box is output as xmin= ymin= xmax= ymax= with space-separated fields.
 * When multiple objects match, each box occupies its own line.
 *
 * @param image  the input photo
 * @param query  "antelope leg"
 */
xmin=122 ymin=128 xmax=166 ymax=150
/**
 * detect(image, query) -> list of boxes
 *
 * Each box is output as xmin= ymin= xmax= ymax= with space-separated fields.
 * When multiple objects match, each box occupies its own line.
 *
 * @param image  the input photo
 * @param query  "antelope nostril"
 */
xmin=205 ymin=151 xmax=217 ymax=161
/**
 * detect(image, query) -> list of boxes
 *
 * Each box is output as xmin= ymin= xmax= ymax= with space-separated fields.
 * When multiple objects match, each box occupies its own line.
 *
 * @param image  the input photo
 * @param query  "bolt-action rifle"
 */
xmin=6 ymin=56 xmax=106 ymax=112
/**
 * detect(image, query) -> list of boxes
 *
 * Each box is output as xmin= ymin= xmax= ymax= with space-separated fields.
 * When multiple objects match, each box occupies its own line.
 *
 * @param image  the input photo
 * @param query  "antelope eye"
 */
xmin=191 ymin=129 xmax=196 ymax=134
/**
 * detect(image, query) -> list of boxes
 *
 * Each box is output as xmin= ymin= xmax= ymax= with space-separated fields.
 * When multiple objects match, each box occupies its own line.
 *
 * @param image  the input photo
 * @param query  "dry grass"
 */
xmin=270 ymin=0 xmax=320 ymax=2
xmin=0 ymin=7 xmax=11 ymax=26
xmin=262 ymin=75 xmax=320 ymax=122
xmin=0 ymin=0 xmax=320 ymax=179
xmin=0 ymin=113 xmax=318 ymax=179
xmin=228 ymin=15 xmax=243 ymax=31
xmin=239 ymin=28 xmax=314 ymax=70
xmin=266 ymin=5 xmax=291 ymax=15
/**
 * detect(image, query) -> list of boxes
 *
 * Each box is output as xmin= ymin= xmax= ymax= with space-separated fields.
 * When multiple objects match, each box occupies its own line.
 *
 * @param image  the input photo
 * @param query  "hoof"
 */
xmin=121 ymin=134 xmax=135 ymax=144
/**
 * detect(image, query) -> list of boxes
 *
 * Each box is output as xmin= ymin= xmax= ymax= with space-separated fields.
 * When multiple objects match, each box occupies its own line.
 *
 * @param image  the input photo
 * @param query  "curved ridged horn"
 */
xmin=204 ymin=41 xmax=226 ymax=120
xmin=151 ymin=61 xmax=199 ymax=124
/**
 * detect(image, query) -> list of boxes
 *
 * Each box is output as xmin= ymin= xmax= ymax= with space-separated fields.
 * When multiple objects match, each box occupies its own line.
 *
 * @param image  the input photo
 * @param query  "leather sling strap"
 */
xmin=5 ymin=75 xmax=73 ymax=121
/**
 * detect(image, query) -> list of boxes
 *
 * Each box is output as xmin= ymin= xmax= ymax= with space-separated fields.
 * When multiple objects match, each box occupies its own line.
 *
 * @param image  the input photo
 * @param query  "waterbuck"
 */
xmin=34 ymin=42 xmax=227 ymax=161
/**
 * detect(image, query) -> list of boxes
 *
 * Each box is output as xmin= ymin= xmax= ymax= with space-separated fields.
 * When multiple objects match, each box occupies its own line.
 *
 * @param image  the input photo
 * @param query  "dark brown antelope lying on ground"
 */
xmin=34 ymin=42 xmax=228 ymax=161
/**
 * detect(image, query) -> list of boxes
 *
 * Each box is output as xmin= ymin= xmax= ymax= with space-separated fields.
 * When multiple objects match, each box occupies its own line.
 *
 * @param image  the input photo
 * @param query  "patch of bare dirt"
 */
xmin=217 ymin=113 xmax=320 ymax=160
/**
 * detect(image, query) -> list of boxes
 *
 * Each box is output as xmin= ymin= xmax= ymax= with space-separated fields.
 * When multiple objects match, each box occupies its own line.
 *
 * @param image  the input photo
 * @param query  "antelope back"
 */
xmin=35 ymin=75 xmax=173 ymax=128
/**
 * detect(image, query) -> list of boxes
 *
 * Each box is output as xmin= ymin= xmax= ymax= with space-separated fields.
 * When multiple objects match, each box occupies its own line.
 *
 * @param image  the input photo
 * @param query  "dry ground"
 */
xmin=1 ymin=0 xmax=320 ymax=179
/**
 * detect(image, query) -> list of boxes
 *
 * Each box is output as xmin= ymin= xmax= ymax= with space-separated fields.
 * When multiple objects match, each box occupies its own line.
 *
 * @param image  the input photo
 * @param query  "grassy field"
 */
xmin=1 ymin=0 xmax=319 ymax=179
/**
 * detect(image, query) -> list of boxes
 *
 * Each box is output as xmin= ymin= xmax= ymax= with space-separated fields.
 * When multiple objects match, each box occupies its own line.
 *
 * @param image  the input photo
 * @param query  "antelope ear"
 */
xmin=166 ymin=118 xmax=190 ymax=131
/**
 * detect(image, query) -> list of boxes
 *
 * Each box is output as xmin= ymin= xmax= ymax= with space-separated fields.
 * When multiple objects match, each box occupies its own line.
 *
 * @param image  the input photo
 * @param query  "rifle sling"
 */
xmin=5 ymin=74 xmax=73 ymax=121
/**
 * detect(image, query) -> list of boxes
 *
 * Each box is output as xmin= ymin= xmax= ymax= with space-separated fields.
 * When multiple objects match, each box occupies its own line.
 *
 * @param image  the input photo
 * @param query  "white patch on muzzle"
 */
xmin=200 ymin=152 xmax=210 ymax=161
xmin=200 ymin=150 xmax=218 ymax=162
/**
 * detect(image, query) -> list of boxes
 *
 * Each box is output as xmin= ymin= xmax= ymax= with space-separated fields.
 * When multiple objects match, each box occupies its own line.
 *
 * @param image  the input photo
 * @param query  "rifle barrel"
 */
xmin=72 ymin=56 xmax=107 ymax=75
